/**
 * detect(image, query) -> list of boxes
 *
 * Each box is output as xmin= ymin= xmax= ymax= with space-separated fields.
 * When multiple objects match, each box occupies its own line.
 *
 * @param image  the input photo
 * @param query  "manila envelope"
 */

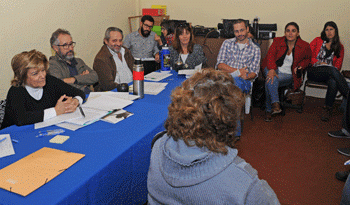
xmin=0 ymin=147 xmax=85 ymax=196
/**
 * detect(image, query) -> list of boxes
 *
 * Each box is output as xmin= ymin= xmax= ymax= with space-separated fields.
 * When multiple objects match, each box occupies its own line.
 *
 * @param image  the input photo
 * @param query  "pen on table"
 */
xmin=102 ymin=109 xmax=120 ymax=118
xmin=78 ymin=104 xmax=85 ymax=118
xmin=11 ymin=139 xmax=19 ymax=143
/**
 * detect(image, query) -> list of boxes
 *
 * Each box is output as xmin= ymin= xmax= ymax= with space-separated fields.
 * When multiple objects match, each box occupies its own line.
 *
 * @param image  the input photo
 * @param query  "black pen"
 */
xmin=78 ymin=105 xmax=86 ymax=118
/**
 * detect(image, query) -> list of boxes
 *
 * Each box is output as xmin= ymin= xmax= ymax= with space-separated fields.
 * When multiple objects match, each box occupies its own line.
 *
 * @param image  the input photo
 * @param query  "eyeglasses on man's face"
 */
xmin=143 ymin=23 xmax=153 ymax=30
xmin=57 ymin=42 xmax=76 ymax=49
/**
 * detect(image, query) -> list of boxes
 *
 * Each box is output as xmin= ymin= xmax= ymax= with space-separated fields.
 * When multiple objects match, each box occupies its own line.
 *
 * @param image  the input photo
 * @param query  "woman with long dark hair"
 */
xmin=262 ymin=22 xmax=312 ymax=122
xmin=307 ymin=21 xmax=347 ymax=121
xmin=169 ymin=23 xmax=206 ymax=71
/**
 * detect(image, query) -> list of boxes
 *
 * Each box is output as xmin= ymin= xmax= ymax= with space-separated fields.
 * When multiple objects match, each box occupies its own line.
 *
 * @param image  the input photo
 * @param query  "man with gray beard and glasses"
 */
xmin=48 ymin=28 xmax=98 ymax=94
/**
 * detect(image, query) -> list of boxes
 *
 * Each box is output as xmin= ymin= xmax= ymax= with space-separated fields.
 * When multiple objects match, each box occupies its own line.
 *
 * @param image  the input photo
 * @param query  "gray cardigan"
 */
xmin=169 ymin=44 xmax=207 ymax=71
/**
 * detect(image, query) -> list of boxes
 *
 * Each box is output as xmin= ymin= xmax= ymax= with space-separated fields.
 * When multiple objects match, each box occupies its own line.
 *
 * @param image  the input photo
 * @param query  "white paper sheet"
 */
xmin=88 ymin=92 xmax=140 ymax=101
xmin=83 ymin=95 xmax=134 ymax=111
xmin=35 ymin=109 xmax=83 ymax=129
xmin=144 ymin=72 xmax=172 ymax=81
xmin=65 ymin=107 xmax=109 ymax=126
xmin=0 ymin=134 xmax=15 ymax=158
xmin=141 ymin=57 xmax=155 ymax=61
xmin=129 ymin=82 xmax=168 ymax=95
xmin=56 ymin=122 xmax=84 ymax=131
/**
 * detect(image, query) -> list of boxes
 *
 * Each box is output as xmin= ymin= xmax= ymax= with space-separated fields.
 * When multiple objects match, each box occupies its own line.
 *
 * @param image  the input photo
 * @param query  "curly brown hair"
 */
xmin=165 ymin=69 xmax=244 ymax=154
xmin=11 ymin=50 xmax=48 ymax=87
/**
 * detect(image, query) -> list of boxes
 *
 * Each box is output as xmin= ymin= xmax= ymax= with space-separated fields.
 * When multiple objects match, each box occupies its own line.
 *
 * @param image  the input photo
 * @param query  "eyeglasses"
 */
xmin=57 ymin=42 xmax=76 ymax=49
xmin=143 ymin=23 xmax=153 ymax=29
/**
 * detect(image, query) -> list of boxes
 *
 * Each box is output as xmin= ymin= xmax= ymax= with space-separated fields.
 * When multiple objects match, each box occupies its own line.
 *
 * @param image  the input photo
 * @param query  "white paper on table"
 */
xmin=35 ymin=109 xmax=83 ymax=129
xmin=178 ymin=69 xmax=197 ymax=76
xmin=101 ymin=109 xmax=134 ymax=124
xmin=144 ymin=72 xmax=172 ymax=81
xmin=65 ymin=107 xmax=109 ymax=126
xmin=178 ymin=65 xmax=202 ymax=78
xmin=129 ymin=82 xmax=168 ymax=95
xmin=56 ymin=122 xmax=84 ymax=131
xmin=88 ymin=92 xmax=140 ymax=101
xmin=141 ymin=57 xmax=155 ymax=61
xmin=0 ymin=134 xmax=15 ymax=158
xmin=83 ymin=95 xmax=134 ymax=111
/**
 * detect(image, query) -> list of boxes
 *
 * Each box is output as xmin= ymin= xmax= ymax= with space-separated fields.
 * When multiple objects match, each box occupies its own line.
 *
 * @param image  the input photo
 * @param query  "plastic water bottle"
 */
xmin=160 ymin=46 xmax=171 ymax=71
xmin=133 ymin=58 xmax=144 ymax=98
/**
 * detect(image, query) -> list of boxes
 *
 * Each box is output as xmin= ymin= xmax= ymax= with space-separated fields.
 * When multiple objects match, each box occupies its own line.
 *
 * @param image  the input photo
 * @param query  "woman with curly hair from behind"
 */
xmin=147 ymin=69 xmax=280 ymax=204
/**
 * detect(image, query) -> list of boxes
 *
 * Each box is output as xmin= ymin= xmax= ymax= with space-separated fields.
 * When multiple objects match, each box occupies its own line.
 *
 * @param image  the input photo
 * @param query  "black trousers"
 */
xmin=307 ymin=66 xmax=349 ymax=107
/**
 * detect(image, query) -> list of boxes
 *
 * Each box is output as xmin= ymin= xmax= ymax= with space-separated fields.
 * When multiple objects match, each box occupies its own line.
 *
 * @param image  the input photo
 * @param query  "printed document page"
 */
xmin=0 ymin=134 xmax=15 ymax=158
xmin=144 ymin=72 xmax=172 ymax=81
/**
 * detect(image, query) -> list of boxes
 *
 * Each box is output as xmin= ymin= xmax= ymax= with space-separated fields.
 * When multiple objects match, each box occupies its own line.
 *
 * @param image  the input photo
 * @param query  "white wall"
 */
xmin=0 ymin=0 xmax=137 ymax=99
xmin=1 ymin=0 xmax=348 ymax=99
xmin=140 ymin=0 xmax=350 ymax=98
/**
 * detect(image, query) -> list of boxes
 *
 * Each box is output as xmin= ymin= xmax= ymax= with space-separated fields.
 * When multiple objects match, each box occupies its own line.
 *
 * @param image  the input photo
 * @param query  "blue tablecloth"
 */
xmin=0 ymin=71 xmax=186 ymax=205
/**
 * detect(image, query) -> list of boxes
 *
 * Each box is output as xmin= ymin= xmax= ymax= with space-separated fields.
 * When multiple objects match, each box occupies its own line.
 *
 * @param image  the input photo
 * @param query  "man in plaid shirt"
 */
xmin=216 ymin=19 xmax=261 ymax=138
xmin=216 ymin=19 xmax=261 ymax=93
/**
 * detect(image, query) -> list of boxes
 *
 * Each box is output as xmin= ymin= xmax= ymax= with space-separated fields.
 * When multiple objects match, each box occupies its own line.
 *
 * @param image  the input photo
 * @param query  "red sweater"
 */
xmin=261 ymin=36 xmax=312 ymax=90
xmin=310 ymin=37 xmax=344 ymax=70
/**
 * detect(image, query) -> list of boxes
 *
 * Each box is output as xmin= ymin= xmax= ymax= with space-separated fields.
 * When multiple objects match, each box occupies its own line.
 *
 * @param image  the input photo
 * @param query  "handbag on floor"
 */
xmin=285 ymin=89 xmax=305 ymax=105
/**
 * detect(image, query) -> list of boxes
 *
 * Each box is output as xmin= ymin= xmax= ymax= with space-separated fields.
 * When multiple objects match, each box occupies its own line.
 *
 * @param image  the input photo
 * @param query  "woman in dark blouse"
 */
xmin=1 ymin=50 xmax=85 ymax=129
xmin=169 ymin=23 xmax=206 ymax=71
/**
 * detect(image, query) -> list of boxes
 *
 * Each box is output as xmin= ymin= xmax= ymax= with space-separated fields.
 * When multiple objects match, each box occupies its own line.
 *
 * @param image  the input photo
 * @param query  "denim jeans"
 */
xmin=233 ymin=77 xmax=252 ymax=137
xmin=307 ymin=66 xmax=349 ymax=107
xmin=341 ymin=171 xmax=350 ymax=204
xmin=264 ymin=68 xmax=293 ymax=112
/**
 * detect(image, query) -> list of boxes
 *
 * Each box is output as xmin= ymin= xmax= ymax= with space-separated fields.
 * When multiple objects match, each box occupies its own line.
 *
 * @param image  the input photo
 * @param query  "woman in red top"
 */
xmin=262 ymin=22 xmax=311 ymax=121
xmin=307 ymin=21 xmax=347 ymax=121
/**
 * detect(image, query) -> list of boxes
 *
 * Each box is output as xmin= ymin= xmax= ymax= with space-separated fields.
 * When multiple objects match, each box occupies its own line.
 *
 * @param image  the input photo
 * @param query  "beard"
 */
xmin=108 ymin=45 xmax=121 ymax=53
xmin=57 ymin=49 xmax=74 ymax=61
xmin=141 ymin=27 xmax=151 ymax=37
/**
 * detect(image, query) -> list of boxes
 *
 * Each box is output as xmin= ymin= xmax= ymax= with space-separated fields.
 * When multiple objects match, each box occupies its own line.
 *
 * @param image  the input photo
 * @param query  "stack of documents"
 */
xmin=35 ymin=92 xmax=136 ymax=130
xmin=144 ymin=72 xmax=172 ymax=81
xmin=129 ymin=82 xmax=168 ymax=95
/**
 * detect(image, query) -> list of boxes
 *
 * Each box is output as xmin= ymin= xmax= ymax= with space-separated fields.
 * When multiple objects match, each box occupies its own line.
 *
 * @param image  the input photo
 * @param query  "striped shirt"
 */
xmin=216 ymin=38 xmax=261 ymax=75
